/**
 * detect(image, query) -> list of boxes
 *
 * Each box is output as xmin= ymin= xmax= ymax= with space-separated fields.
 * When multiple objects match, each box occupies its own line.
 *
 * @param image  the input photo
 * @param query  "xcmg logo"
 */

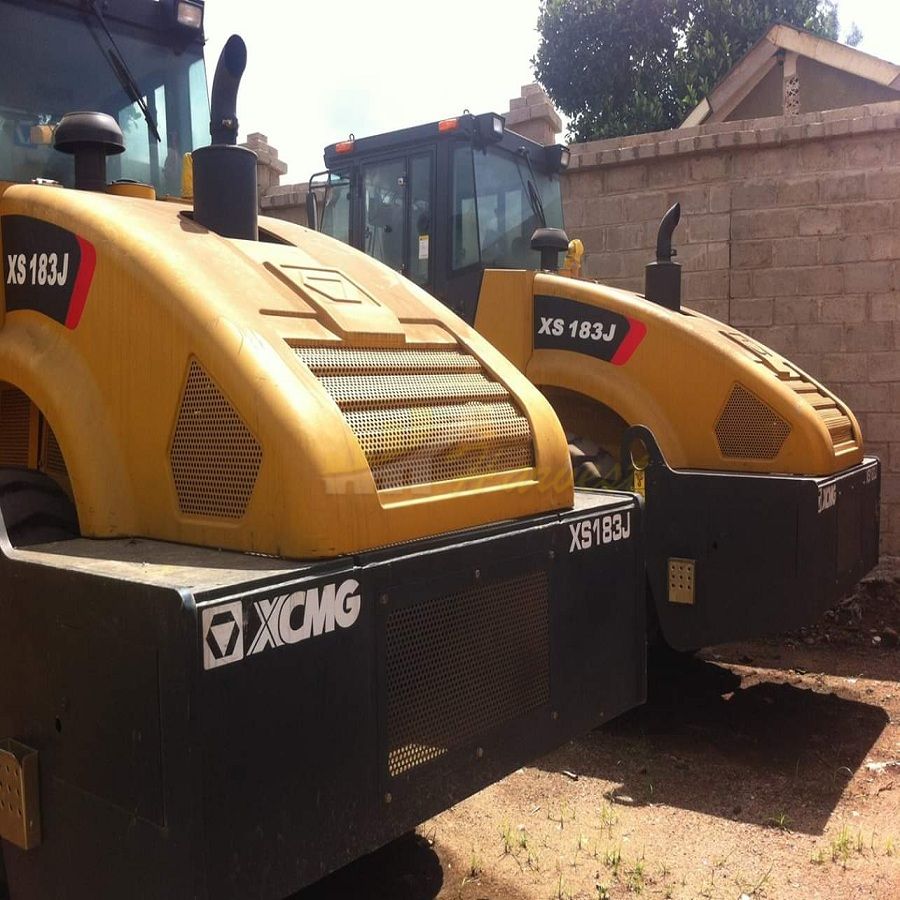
xmin=201 ymin=579 xmax=361 ymax=671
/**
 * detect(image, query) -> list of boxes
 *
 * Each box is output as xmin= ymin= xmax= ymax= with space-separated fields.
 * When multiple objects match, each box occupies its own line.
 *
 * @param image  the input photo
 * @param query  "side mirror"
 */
xmin=306 ymin=191 xmax=319 ymax=231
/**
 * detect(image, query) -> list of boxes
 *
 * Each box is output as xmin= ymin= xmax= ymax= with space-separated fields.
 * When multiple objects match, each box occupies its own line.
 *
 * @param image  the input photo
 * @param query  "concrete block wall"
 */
xmin=563 ymin=101 xmax=900 ymax=555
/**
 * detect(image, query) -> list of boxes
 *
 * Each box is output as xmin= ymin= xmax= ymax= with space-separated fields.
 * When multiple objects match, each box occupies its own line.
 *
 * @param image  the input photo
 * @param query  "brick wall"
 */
xmin=563 ymin=101 xmax=900 ymax=556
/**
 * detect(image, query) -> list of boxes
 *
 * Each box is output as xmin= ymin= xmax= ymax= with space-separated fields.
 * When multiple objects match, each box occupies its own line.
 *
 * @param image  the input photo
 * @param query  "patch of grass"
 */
xmin=830 ymin=825 xmax=853 ymax=866
xmin=500 ymin=822 xmax=515 ymax=856
xmin=738 ymin=864 xmax=773 ymax=897
xmin=603 ymin=844 xmax=622 ymax=875
xmin=572 ymin=833 xmax=589 ymax=866
xmin=554 ymin=872 xmax=571 ymax=899
xmin=626 ymin=858 xmax=646 ymax=894
xmin=885 ymin=835 xmax=895 ymax=857
xmin=598 ymin=801 xmax=618 ymax=838
xmin=767 ymin=811 xmax=791 ymax=831
xmin=595 ymin=884 xmax=610 ymax=900
xmin=461 ymin=847 xmax=482 ymax=883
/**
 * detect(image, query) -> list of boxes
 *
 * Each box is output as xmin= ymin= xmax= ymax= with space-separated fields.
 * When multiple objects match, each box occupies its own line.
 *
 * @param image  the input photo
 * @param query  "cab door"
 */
xmin=356 ymin=152 xmax=434 ymax=290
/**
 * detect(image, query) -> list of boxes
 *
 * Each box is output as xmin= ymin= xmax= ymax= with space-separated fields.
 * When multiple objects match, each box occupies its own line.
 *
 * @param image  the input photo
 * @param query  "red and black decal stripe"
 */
xmin=2 ymin=215 xmax=96 ymax=329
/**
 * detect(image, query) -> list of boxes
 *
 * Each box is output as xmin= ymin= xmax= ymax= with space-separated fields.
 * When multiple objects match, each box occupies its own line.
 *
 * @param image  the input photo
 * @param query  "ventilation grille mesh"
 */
xmin=0 ymin=386 xmax=31 ymax=468
xmin=41 ymin=422 xmax=69 ymax=485
xmin=170 ymin=360 xmax=262 ymax=518
xmin=294 ymin=346 xmax=534 ymax=490
xmin=784 ymin=377 xmax=855 ymax=448
xmin=715 ymin=383 xmax=791 ymax=459
xmin=385 ymin=571 xmax=550 ymax=777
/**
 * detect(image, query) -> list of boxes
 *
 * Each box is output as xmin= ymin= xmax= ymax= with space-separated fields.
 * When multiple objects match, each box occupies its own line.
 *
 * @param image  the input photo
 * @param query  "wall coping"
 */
xmin=569 ymin=99 xmax=900 ymax=169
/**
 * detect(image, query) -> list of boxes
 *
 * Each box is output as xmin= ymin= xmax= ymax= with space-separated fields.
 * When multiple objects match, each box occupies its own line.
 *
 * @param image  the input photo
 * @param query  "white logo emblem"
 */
xmin=817 ymin=484 xmax=837 ymax=514
xmin=202 ymin=600 xmax=244 ymax=670
xmin=201 ymin=579 xmax=361 ymax=670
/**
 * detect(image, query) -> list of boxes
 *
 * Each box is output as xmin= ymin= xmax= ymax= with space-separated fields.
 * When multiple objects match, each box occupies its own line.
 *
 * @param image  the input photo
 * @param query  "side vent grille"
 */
xmin=170 ymin=360 xmax=262 ymax=518
xmin=720 ymin=331 xmax=858 ymax=453
xmin=0 ymin=386 xmax=32 ymax=468
xmin=715 ymin=383 xmax=791 ymax=459
xmin=40 ymin=421 xmax=70 ymax=495
xmin=294 ymin=346 xmax=534 ymax=490
xmin=783 ymin=376 xmax=855 ymax=449
xmin=385 ymin=571 xmax=550 ymax=777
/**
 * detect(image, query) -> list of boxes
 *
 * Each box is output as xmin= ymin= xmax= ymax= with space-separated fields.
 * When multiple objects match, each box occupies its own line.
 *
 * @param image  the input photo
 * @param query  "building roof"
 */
xmin=681 ymin=23 xmax=900 ymax=127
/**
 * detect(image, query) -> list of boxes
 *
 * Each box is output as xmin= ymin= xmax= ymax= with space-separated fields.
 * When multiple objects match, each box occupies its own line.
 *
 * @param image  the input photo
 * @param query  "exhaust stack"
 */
xmin=192 ymin=35 xmax=258 ymax=240
xmin=644 ymin=203 xmax=681 ymax=312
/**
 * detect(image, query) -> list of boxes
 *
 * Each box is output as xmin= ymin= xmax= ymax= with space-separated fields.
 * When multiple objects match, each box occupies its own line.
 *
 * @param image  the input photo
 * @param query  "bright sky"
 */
xmin=202 ymin=0 xmax=900 ymax=184
xmin=203 ymin=0 xmax=544 ymax=183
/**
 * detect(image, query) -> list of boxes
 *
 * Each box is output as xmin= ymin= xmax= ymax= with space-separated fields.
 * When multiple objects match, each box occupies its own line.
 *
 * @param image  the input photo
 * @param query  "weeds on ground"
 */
xmin=766 ymin=811 xmax=791 ymax=831
xmin=815 ymin=826 xmax=897 ymax=869
xmin=598 ymin=801 xmax=618 ymax=838
xmin=603 ymin=844 xmax=622 ymax=877
xmin=518 ymin=826 xmax=530 ymax=852
xmin=626 ymin=857 xmax=646 ymax=894
xmin=500 ymin=822 xmax=514 ymax=856
xmin=461 ymin=847 xmax=482 ymax=884
xmin=736 ymin=864 xmax=773 ymax=897
xmin=571 ymin=833 xmax=590 ymax=867
xmin=554 ymin=870 xmax=571 ymax=899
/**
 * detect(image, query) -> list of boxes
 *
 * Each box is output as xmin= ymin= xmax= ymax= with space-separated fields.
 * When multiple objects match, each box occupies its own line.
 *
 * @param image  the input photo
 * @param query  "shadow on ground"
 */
xmin=289 ymin=832 xmax=443 ymax=900
xmin=540 ymin=651 xmax=890 ymax=835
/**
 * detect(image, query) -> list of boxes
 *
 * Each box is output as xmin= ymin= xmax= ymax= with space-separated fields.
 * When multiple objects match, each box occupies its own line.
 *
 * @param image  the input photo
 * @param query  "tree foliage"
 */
xmin=534 ymin=0 xmax=842 ymax=141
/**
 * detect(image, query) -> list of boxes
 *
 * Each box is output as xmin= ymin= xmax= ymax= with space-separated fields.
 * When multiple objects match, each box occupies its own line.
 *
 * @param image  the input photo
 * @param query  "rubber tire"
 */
xmin=0 ymin=468 xmax=79 ymax=547
xmin=567 ymin=434 xmax=633 ymax=490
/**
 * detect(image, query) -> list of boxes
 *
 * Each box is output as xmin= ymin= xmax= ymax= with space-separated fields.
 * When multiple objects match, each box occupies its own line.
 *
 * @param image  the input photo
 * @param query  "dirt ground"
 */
xmin=298 ymin=564 xmax=900 ymax=900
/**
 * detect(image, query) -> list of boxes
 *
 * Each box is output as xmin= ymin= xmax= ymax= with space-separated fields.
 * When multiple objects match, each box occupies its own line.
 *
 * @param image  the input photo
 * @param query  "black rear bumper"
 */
xmin=1 ymin=492 xmax=644 ymax=900
xmin=633 ymin=427 xmax=881 ymax=650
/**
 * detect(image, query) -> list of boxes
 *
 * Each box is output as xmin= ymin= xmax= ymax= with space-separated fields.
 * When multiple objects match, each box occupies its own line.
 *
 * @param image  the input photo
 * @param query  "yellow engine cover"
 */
xmin=475 ymin=269 xmax=863 ymax=477
xmin=0 ymin=186 xmax=572 ymax=559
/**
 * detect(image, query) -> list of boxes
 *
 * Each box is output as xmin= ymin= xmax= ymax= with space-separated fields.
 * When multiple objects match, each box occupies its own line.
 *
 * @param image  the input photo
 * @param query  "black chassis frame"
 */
xmin=317 ymin=113 xmax=556 ymax=324
xmin=625 ymin=427 xmax=881 ymax=650
xmin=0 ymin=490 xmax=644 ymax=900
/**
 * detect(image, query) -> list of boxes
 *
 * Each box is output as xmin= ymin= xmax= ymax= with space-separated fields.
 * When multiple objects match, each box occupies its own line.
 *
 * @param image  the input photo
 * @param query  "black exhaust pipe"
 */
xmin=192 ymin=35 xmax=258 ymax=240
xmin=644 ymin=203 xmax=681 ymax=311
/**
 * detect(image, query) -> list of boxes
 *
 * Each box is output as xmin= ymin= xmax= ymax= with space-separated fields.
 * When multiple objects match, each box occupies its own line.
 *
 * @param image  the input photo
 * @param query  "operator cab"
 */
xmin=0 ymin=0 xmax=209 ymax=197
xmin=314 ymin=113 xmax=570 ymax=323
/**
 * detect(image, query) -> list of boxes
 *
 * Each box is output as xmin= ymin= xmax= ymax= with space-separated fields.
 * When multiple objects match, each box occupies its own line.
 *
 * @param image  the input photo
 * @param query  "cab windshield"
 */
xmin=0 ymin=1 xmax=209 ymax=195
xmin=470 ymin=145 xmax=564 ymax=269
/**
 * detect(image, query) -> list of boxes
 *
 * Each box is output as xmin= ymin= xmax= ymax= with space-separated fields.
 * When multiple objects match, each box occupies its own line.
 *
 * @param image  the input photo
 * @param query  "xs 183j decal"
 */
xmin=2 ymin=215 xmax=95 ymax=328
xmin=534 ymin=295 xmax=646 ymax=364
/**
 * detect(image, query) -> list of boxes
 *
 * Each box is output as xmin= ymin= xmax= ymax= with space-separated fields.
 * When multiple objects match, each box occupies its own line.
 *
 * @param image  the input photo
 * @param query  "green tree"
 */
xmin=534 ymin=0 xmax=842 ymax=141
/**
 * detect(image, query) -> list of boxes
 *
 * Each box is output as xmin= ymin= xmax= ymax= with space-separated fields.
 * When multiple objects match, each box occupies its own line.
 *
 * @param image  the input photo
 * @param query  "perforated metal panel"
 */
xmin=170 ymin=360 xmax=262 ymax=518
xmin=0 ymin=386 xmax=31 ymax=468
xmin=295 ymin=346 xmax=535 ymax=490
xmin=715 ymin=384 xmax=791 ymax=459
xmin=385 ymin=571 xmax=550 ymax=777
xmin=719 ymin=331 xmax=857 ymax=454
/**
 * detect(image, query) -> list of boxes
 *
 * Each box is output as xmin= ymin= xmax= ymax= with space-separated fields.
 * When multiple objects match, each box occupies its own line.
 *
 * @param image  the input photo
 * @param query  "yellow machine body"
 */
xmin=0 ymin=186 xmax=572 ymax=559
xmin=475 ymin=269 xmax=863 ymax=478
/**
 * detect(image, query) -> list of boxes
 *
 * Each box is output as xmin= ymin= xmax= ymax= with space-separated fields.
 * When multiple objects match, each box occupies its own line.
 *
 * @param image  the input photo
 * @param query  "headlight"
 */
xmin=175 ymin=0 xmax=204 ymax=29
xmin=545 ymin=144 xmax=570 ymax=173
xmin=474 ymin=112 xmax=504 ymax=143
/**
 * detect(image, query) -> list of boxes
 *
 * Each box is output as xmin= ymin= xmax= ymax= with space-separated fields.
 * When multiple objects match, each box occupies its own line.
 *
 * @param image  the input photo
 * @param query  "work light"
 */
xmin=175 ymin=0 xmax=204 ymax=29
